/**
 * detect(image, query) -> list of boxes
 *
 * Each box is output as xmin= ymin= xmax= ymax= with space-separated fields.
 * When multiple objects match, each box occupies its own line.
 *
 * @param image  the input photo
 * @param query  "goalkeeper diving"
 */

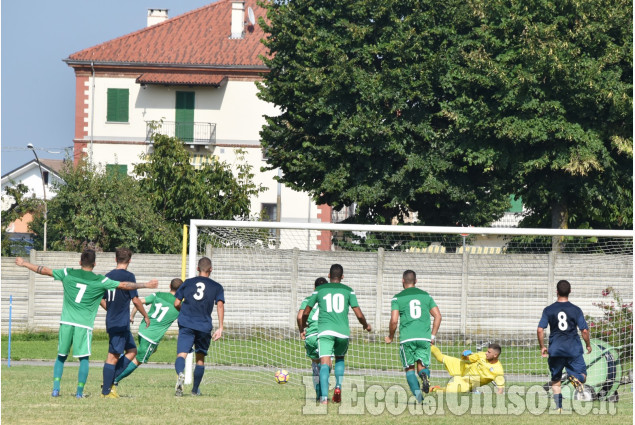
xmin=430 ymin=344 xmax=505 ymax=394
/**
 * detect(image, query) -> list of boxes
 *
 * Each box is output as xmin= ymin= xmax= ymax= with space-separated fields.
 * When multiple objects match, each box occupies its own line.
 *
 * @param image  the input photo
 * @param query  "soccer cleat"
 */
xmin=568 ymin=375 xmax=584 ymax=395
xmin=420 ymin=372 xmax=430 ymax=394
xmin=175 ymin=372 xmax=185 ymax=397
xmin=109 ymin=385 xmax=119 ymax=397
xmin=191 ymin=389 xmax=202 ymax=396
xmin=76 ymin=393 xmax=89 ymax=399
xmin=51 ymin=389 xmax=60 ymax=397
xmin=332 ymin=387 xmax=341 ymax=403
xmin=100 ymin=391 xmax=119 ymax=399
xmin=320 ymin=397 xmax=328 ymax=405
xmin=430 ymin=385 xmax=442 ymax=392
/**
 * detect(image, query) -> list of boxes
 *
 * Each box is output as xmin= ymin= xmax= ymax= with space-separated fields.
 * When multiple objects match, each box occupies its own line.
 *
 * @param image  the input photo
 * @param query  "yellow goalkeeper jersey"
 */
xmin=463 ymin=352 xmax=505 ymax=388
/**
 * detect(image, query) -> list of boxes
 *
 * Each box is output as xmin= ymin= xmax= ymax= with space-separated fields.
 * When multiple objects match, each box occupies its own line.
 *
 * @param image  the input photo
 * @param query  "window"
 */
xmin=107 ymin=88 xmax=129 ymax=122
xmin=106 ymin=164 xmax=127 ymax=177
xmin=43 ymin=171 xmax=49 ymax=185
xmin=261 ymin=203 xmax=277 ymax=221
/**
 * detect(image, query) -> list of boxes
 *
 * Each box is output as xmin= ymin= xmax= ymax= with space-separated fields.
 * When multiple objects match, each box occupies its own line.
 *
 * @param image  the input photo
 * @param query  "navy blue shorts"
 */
xmin=177 ymin=326 xmax=212 ymax=355
xmin=548 ymin=355 xmax=587 ymax=383
xmin=108 ymin=330 xmax=136 ymax=355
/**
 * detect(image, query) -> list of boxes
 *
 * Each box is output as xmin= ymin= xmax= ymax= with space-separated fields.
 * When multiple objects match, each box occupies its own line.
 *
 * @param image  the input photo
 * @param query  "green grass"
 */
xmin=1 ymin=365 xmax=632 ymax=425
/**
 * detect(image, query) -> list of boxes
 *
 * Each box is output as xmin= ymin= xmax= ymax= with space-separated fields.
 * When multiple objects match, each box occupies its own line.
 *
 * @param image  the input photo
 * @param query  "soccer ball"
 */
xmin=274 ymin=369 xmax=289 ymax=384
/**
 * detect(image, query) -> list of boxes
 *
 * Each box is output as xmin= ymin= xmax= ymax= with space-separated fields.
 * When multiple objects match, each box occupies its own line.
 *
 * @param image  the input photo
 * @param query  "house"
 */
xmin=1 ymin=159 xmax=65 ymax=248
xmin=63 ymin=0 xmax=334 ymax=249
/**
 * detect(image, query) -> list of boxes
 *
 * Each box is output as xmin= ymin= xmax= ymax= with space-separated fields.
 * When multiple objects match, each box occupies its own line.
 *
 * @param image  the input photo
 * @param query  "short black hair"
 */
xmin=80 ymin=249 xmax=96 ymax=267
xmin=488 ymin=343 xmax=502 ymax=355
xmin=403 ymin=270 xmax=416 ymax=284
xmin=329 ymin=264 xmax=343 ymax=280
xmin=170 ymin=278 xmax=183 ymax=291
xmin=556 ymin=280 xmax=571 ymax=297
xmin=115 ymin=247 xmax=132 ymax=264
xmin=198 ymin=257 xmax=212 ymax=273
xmin=314 ymin=277 xmax=328 ymax=288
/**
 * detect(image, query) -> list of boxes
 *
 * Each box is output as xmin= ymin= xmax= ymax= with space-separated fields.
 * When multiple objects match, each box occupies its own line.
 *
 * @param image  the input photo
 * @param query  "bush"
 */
xmin=585 ymin=287 xmax=633 ymax=363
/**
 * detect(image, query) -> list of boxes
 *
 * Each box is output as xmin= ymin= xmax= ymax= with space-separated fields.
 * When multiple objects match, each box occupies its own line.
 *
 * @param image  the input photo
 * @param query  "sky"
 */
xmin=1 ymin=0 xmax=216 ymax=174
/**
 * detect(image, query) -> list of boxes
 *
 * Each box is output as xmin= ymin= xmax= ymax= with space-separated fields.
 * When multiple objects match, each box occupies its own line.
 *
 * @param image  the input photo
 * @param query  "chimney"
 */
xmin=230 ymin=2 xmax=245 ymax=39
xmin=147 ymin=9 xmax=169 ymax=27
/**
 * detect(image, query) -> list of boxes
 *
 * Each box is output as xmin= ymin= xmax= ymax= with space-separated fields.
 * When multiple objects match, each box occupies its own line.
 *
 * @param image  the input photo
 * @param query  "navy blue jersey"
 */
xmin=175 ymin=276 xmax=225 ymax=333
xmin=103 ymin=269 xmax=138 ymax=333
xmin=538 ymin=301 xmax=588 ymax=357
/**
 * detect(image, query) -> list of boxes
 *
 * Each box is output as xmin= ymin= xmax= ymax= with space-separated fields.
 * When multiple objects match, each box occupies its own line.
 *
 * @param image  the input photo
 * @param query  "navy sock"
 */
xmin=192 ymin=365 xmax=205 ymax=393
xmin=554 ymin=393 xmax=563 ymax=409
xmin=102 ymin=363 xmax=116 ymax=395
xmin=175 ymin=357 xmax=186 ymax=375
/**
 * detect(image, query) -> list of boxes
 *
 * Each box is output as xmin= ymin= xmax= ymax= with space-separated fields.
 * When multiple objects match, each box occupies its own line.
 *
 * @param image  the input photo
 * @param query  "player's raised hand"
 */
xmin=146 ymin=279 xmax=159 ymax=289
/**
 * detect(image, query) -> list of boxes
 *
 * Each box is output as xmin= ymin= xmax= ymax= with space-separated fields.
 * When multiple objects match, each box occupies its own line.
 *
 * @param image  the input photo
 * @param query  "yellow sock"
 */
xmin=431 ymin=345 xmax=444 ymax=362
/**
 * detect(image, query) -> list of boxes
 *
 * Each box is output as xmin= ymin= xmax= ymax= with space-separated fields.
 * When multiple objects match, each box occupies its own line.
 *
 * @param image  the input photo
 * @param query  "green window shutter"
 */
xmin=508 ymin=195 xmax=523 ymax=213
xmin=106 ymin=164 xmax=127 ymax=177
xmin=175 ymin=91 xmax=195 ymax=142
xmin=107 ymin=88 xmax=129 ymax=122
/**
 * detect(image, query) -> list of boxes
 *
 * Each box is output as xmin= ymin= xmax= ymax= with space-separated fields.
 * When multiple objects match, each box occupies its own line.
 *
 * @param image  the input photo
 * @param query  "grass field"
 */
xmin=2 ymin=333 xmax=633 ymax=425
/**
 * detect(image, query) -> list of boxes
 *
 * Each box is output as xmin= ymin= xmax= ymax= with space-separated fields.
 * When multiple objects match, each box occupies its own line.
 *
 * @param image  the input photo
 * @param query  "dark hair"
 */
xmin=80 ymin=249 xmax=96 ymax=267
xmin=488 ymin=343 xmax=502 ymax=355
xmin=556 ymin=280 xmax=571 ymax=297
xmin=198 ymin=257 xmax=212 ymax=273
xmin=314 ymin=277 xmax=328 ymax=288
xmin=329 ymin=264 xmax=344 ymax=280
xmin=170 ymin=278 xmax=183 ymax=291
xmin=403 ymin=270 xmax=416 ymax=284
xmin=115 ymin=247 xmax=132 ymax=264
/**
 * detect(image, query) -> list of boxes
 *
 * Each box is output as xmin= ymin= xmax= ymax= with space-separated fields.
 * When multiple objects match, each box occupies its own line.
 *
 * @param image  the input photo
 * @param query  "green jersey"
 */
xmin=305 ymin=282 xmax=359 ymax=338
xmin=390 ymin=287 xmax=437 ymax=343
xmin=138 ymin=292 xmax=179 ymax=344
xmin=300 ymin=296 xmax=319 ymax=337
xmin=52 ymin=268 xmax=120 ymax=330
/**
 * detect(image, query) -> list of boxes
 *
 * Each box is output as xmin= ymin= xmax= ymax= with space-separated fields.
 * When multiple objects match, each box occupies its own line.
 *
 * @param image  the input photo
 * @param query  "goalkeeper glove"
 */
xmin=462 ymin=350 xmax=473 ymax=357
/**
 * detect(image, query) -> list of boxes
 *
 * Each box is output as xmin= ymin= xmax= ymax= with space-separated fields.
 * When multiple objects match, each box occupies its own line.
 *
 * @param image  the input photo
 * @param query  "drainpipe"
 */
xmin=90 ymin=61 xmax=95 ymax=165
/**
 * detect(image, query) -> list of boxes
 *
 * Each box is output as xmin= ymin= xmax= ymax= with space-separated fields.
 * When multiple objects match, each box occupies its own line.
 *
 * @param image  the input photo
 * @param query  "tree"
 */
xmin=134 ymin=134 xmax=265 ymax=227
xmin=29 ymin=161 xmax=179 ymax=253
xmin=1 ymin=183 xmax=42 ymax=256
xmin=258 ymin=0 xmax=632 ymax=228
xmin=444 ymin=0 xmax=632 ymax=229
xmin=258 ymin=0 xmax=513 ymax=225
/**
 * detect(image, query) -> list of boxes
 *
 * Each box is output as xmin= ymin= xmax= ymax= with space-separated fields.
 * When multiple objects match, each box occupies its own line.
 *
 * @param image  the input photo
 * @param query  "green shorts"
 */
xmin=318 ymin=334 xmax=349 ymax=358
xmin=305 ymin=334 xmax=319 ymax=360
xmin=399 ymin=340 xmax=431 ymax=369
xmin=58 ymin=323 xmax=93 ymax=358
xmin=136 ymin=336 xmax=158 ymax=364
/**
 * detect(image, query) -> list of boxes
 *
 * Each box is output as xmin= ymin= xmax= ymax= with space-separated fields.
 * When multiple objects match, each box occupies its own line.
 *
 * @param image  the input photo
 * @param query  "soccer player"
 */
xmin=385 ymin=270 xmax=441 ymax=403
xmin=429 ymin=343 xmax=505 ymax=394
xmin=113 ymin=278 xmax=183 ymax=386
xmin=300 ymin=264 xmax=372 ymax=404
xmin=174 ymin=257 xmax=225 ymax=396
xmin=100 ymin=248 xmax=150 ymax=398
xmin=14 ymin=250 xmax=158 ymax=398
xmin=298 ymin=276 xmax=328 ymax=400
xmin=537 ymin=279 xmax=592 ymax=411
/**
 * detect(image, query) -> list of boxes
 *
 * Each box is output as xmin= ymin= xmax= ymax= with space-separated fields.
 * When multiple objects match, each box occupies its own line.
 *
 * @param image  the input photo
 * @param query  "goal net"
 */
xmin=189 ymin=220 xmax=632 ymax=399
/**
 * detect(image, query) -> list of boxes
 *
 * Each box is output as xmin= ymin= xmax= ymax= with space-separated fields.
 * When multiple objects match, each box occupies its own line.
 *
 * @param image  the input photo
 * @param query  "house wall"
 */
xmin=1 ymin=165 xmax=61 ymax=210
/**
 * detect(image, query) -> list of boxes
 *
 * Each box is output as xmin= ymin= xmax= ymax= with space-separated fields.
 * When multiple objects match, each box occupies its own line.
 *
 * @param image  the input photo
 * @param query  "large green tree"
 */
xmin=258 ymin=0 xmax=632 ymax=228
xmin=29 ymin=161 xmax=178 ymax=253
xmin=134 ymin=134 xmax=265 ymax=227
xmin=444 ymin=0 xmax=632 ymax=229
xmin=258 ymin=0 xmax=511 ymax=225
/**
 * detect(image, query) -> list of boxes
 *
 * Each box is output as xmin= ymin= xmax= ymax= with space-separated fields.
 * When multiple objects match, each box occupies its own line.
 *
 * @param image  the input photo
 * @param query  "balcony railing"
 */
xmin=146 ymin=121 xmax=216 ymax=145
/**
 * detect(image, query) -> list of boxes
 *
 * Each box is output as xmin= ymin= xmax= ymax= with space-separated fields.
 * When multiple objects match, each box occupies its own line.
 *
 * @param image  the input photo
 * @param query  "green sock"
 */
xmin=77 ymin=357 xmax=90 ymax=396
xmin=53 ymin=355 xmax=66 ymax=391
xmin=406 ymin=370 xmax=423 ymax=402
xmin=115 ymin=361 xmax=138 ymax=384
xmin=334 ymin=359 xmax=345 ymax=388
xmin=319 ymin=364 xmax=331 ymax=399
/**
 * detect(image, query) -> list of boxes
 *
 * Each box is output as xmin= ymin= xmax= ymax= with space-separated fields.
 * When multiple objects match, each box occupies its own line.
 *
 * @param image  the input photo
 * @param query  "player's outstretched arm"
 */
xmin=581 ymin=328 xmax=592 ymax=354
xmin=129 ymin=298 xmax=147 ymax=323
xmin=536 ymin=327 xmax=548 ymax=357
xmin=117 ymin=279 xmax=159 ymax=291
xmin=430 ymin=306 xmax=442 ymax=344
xmin=212 ymin=301 xmax=224 ymax=341
xmin=385 ymin=310 xmax=399 ymax=343
xmin=352 ymin=306 xmax=371 ymax=332
xmin=15 ymin=257 xmax=53 ymax=276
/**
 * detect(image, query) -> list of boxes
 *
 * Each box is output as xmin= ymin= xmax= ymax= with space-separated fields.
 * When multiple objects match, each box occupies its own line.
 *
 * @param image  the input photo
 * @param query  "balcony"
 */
xmin=146 ymin=121 xmax=216 ymax=146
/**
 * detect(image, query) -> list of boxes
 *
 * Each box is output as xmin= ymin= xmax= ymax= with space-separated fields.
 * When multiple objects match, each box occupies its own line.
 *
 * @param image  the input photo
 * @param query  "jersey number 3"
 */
xmin=193 ymin=282 xmax=206 ymax=300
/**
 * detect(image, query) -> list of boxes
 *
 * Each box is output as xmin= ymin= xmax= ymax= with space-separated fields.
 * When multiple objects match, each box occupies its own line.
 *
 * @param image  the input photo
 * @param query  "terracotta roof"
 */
xmin=136 ymin=71 xmax=227 ymax=86
xmin=65 ymin=0 xmax=268 ymax=68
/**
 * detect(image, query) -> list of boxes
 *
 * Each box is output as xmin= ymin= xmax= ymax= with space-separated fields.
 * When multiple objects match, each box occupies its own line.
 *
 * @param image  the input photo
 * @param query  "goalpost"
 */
xmin=187 ymin=219 xmax=632 ymax=399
